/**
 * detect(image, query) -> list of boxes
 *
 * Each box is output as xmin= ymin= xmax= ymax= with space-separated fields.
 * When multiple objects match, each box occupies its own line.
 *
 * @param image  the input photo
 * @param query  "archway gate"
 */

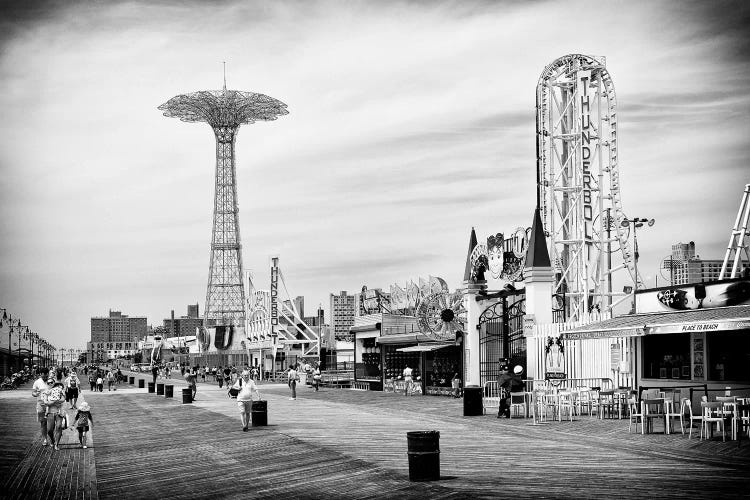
xmin=477 ymin=291 xmax=526 ymax=387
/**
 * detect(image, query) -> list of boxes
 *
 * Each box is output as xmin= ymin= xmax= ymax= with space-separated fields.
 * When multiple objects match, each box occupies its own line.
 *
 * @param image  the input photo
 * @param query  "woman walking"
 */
xmin=42 ymin=379 xmax=67 ymax=450
xmin=287 ymin=364 xmax=299 ymax=400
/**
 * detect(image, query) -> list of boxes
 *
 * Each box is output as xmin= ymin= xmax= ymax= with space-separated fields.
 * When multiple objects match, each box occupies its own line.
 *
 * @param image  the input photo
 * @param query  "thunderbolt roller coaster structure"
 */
xmin=536 ymin=54 xmax=637 ymax=321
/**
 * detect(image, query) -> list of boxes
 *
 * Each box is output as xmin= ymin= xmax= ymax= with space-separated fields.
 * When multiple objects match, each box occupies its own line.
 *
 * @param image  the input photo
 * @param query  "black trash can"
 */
xmin=182 ymin=388 xmax=192 ymax=404
xmin=156 ymin=383 xmax=164 ymax=395
xmin=129 ymin=376 xmax=135 ymax=385
xmin=251 ymin=400 xmax=267 ymax=427
xmin=147 ymin=382 xmax=155 ymax=393
xmin=138 ymin=379 xmax=145 ymax=389
xmin=463 ymin=385 xmax=483 ymax=416
xmin=165 ymin=384 xmax=174 ymax=398
xmin=406 ymin=431 xmax=440 ymax=481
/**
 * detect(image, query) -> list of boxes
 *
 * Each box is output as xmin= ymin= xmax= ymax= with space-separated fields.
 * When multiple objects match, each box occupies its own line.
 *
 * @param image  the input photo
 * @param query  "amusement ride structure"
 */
xmin=159 ymin=71 xmax=288 ymax=327
xmin=246 ymin=257 xmax=321 ymax=361
xmin=536 ymin=54 xmax=637 ymax=321
xmin=720 ymin=184 xmax=750 ymax=279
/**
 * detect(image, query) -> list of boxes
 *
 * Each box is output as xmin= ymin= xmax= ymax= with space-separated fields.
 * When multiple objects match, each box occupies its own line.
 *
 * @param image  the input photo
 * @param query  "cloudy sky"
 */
xmin=1 ymin=0 xmax=748 ymax=350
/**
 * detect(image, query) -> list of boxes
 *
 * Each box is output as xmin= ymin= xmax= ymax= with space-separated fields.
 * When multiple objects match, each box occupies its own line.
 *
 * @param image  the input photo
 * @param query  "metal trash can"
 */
xmin=463 ymin=385 xmax=483 ymax=416
xmin=129 ymin=376 xmax=135 ymax=385
xmin=165 ymin=384 xmax=174 ymax=398
xmin=156 ymin=383 xmax=164 ymax=395
xmin=147 ymin=382 xmax=155 ymax=393
xmin=182 ymin=388 xmax=192 ymax=404
xmin=138 ymin=379 xmax=145 ymax=389
xmin=406 ymin=431 xmax=440 ymax=481
xmin=251 ymin=400 xmax=267 ymax=427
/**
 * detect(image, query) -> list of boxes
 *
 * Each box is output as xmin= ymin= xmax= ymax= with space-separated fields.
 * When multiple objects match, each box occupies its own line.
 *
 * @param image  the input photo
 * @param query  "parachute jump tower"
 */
xmin=536 ymin=54 xmax=636 ymax=321
xmin=159 ymin=75 xmax=288 ymax=327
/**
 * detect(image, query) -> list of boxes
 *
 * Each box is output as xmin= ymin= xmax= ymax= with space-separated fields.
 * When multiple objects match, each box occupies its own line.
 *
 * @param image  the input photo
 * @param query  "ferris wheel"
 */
xmin=536 ymin=54 xmax=637 ymax=321
xmin=415 ymin=290 xmax=466 ymax=341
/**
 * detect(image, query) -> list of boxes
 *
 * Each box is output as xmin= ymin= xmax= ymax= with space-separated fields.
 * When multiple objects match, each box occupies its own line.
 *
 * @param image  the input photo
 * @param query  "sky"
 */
xmin=0 ymin=0 xmax=749 ymax=351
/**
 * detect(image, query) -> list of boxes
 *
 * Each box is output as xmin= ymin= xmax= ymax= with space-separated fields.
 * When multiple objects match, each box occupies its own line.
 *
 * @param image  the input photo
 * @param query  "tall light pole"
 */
xmin=621 ymin=217 xmax=656 ymax=289
xmin=10 ymin=321 xmax=29 ymax=371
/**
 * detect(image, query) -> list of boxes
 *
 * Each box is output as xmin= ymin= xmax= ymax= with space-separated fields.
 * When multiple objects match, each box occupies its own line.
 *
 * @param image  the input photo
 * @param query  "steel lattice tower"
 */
xmin=159 ymin=80 xmax=288 ymax=327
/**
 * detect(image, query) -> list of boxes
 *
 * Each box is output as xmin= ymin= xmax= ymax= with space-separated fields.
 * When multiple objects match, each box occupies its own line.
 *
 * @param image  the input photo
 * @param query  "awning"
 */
xmin=354 ymin=330 xmax=380 ymax=340
xmin=396 ymin=343 xmax=454 ymax=352
xmin=351 ymin=323 xmax=380 ymax=334
xmin=563 ymin=305 xmax=750 ymax=340
xmin=377 ymin=334 xmax=419 ymax=345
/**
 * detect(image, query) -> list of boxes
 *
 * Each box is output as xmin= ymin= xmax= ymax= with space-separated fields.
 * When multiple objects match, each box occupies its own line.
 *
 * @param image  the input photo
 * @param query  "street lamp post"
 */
xmin=621 ymin=217 xmax=656 ymax=289
xmin=10 ymin=321 xmax=29 ymax=372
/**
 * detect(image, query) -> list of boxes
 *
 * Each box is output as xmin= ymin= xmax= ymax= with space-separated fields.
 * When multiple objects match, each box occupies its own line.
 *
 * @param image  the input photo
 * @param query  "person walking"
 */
xmin=185 ymin=367 xmax=197 ymax=401
xmin=74 ymin=401 xmax=94 ymax=449
xmin=42 ymin=379 xmax=67 ymax=450
xmin=402 ymin=365 xmax=413 ymax=396
xmin=65 ymin=371 xmax=80 ymax=409
xmin=223 ymin=367 xmax=231 ymax=389
xmin=106 ymin=370 xmax=115 ymax=391
xmin=31 ymin=367 xmax=50 ymax=446
xmin=88 ymin=373 xmax=95 ymax=392
xmin=311 ymin=365 xmax=321 ymax=392
xmin=95 ymin=375 xmax=104 ymax=392
xmin=287 ymin=364 xmax=299 ymax=400
xmin=233 ymin=370 xmax=260 ymax=431
xmin=451 ymin=373 xmax=461 ymax=399
xmin=216 ymin=365 xmax=224 ymax=388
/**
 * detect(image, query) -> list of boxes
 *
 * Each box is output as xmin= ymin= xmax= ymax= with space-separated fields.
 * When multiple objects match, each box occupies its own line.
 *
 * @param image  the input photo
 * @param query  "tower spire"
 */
xmin=222 ymin=61 xmax=227 ymax=92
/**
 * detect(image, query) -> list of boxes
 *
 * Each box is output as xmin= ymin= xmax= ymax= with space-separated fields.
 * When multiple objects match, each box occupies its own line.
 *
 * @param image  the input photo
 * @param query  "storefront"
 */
xmin=395 ymin=343 xmax=462 ymax=395
xmin=352 ymin=313 xmax=462 ymax=395
xmin=561 ymin=278 xmax=750 ymax=395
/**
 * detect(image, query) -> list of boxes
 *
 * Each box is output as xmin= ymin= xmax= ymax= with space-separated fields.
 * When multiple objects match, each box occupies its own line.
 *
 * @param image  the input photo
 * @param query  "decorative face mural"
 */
xmin=487 ymin=233 xmax=504 ymax=279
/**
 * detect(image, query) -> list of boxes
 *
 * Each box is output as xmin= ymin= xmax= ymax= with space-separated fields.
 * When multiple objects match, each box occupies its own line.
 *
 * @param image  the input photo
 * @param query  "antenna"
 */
xmin=222 ymin=61 xmax=227 ymax=92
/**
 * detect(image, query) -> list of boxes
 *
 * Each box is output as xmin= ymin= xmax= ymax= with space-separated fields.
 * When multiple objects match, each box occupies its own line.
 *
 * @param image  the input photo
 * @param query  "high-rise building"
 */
xmin=668 ymin=242 xmax=725 ymax=285
xmin=303 ymin=306 xmax=325 ymax=327
xmin=187 ymin=303 xmax=199 ymax=319
xmin=281 ymin=296 xmax=305 ymax=320
xmin=164 ymin=305 xmax=204 ymax=338
xmin=330 ymin=291 xmax=355 ymax=340
xmin=90 ymin=310 xmax=147 ymax=343
xmin=89 ymin=310 xmax=147 ymax=362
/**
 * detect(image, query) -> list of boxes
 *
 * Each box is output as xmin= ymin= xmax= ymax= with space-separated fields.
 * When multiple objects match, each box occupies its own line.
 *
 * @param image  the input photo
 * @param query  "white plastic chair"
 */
xmin=628 ymin=397 xmax=644 ymax=434
xmin=701 ymin=401 xmax=726 ymax=442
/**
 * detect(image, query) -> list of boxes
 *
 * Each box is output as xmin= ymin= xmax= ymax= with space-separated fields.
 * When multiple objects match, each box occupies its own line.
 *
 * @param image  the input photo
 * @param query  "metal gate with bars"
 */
xmin=477 ymin=294 xmax=526 ymax=386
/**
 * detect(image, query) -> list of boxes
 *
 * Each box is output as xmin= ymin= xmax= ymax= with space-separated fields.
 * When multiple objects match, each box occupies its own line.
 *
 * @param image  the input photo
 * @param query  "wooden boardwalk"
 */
xmin=2 ymin=374 xmax=749 ymax=499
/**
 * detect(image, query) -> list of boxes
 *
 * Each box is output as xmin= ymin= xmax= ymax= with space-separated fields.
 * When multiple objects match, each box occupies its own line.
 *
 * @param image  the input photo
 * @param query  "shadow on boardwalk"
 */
xmin=2 ymin=374 xmax=749 ymax=499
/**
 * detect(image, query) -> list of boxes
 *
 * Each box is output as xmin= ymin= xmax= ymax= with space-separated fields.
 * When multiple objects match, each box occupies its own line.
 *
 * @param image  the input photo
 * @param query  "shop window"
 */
xmin=707 ymin=331 xmax=750 ymax=382
xmin=642 ymin=333 xmax=690 ymax=380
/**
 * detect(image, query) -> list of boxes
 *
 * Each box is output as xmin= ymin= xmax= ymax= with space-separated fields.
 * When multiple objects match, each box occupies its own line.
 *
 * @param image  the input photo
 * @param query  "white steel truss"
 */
xmin=245 ymin=258 xmax=320 ymax=359
xmin=720 ymin=183 xmax=750 ymax=279
xmin=536 ymin=54 xmax=636 ymax=321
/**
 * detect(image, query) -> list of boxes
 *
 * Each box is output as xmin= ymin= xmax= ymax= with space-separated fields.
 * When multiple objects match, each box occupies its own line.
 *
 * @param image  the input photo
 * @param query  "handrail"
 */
xmin=524 ymin=377 xmax=615 ymax=392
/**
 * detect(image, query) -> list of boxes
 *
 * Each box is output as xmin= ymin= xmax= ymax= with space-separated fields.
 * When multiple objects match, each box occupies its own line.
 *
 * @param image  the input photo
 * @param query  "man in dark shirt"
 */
xmin=497 ymin=364 xmax=524 ymax=418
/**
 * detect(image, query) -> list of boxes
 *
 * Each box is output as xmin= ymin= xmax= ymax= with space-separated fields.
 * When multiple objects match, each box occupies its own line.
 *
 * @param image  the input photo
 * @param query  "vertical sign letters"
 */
xmin=270 ymin=263 xmax=279 ymax=336
xmin=578 ymin=69 xmax=593 ymax=242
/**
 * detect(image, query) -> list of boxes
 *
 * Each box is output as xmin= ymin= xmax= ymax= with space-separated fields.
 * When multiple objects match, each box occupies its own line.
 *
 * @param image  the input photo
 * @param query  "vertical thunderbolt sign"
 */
xmin=270 ymin=259 xmax=279 ymax=337
xmin=578 ymin=69 xmax=593 ymax=245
